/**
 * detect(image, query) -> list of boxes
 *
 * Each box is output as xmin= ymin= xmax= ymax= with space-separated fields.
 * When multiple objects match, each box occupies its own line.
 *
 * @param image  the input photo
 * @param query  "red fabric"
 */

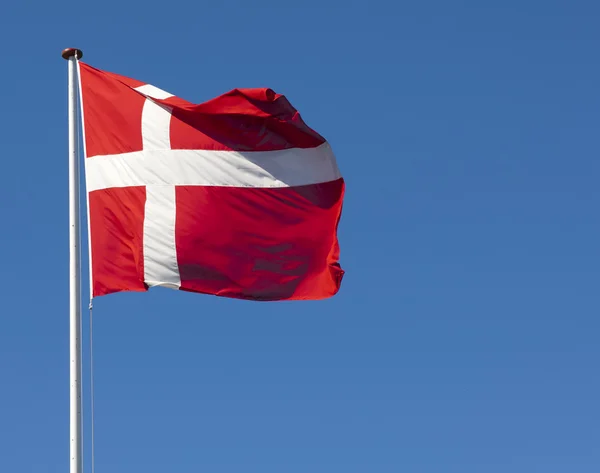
xmin=88 ymin=187 xmax=147 ymax=296
xmin=80 ymin=62 xmax=345 ymax=301
xmin=175 ymin=179 xmax=344 ymax=301
xmin=169 ymin=88 xmax=325 ymax=151
xmin=79 ymin=63 xmax=325 ymax=154
xmin=79 ymin=64 xmax=146 ymax=157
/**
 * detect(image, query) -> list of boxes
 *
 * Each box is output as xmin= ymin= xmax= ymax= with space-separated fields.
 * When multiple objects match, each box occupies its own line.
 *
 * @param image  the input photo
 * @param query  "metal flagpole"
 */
xmin=62 ymin=47 xmax=84 ymax=473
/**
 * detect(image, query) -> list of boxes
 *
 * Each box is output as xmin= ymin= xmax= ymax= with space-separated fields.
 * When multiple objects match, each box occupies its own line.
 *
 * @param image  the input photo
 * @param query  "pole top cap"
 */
xmin=61 ymin=48 xmax=83 ymax=60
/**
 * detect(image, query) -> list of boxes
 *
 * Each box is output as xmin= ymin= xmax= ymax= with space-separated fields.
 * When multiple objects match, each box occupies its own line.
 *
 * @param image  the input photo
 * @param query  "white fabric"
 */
xmin=140 ymin=100 xmax=172 ymax=150
xmin=143 ymin=185 xmax=180 ymax=288
xmin=137 ymin=89 xmax=180 ymax=289
xmin=86 ymin=143 xmax=340 ymax=191
xmin=134 ymin=84 xmax=174 ymax=100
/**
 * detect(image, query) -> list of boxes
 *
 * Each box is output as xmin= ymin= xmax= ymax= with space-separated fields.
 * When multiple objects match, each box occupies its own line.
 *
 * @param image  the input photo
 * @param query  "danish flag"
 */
xmin=78 ymin=62 xmax=344 ymax=301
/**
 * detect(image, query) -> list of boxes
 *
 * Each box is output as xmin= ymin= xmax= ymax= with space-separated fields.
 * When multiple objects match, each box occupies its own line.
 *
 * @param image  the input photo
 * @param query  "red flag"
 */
xmin=78 ymin=63 xmax=344 ymax=301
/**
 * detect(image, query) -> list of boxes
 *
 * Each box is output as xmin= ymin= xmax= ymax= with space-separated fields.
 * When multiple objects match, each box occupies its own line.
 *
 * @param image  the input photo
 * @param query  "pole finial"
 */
xmin=62 ymin=48 xmax=83 ymax=60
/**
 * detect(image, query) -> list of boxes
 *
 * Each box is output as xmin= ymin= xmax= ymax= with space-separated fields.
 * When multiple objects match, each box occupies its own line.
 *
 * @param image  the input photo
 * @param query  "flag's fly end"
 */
xmin=62 ymin=48 xmax=83 ymax=60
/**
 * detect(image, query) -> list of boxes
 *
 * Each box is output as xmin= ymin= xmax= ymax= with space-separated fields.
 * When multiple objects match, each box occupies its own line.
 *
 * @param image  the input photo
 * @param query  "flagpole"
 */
xmin=62 ymin=47 xmax=84 ymax=473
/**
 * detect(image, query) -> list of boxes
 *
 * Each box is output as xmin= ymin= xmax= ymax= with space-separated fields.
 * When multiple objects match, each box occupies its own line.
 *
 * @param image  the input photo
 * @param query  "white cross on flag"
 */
xmin=78 ymin=62 xmax=345 ymax=301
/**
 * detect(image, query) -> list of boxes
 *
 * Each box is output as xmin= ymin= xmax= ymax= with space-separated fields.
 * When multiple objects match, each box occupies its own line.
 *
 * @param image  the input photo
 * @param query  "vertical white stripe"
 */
xmin=143 ymin=185 xmax=180 ymax=288
xmin=140 ymin=99 xmax=172 ymax=150
xmin=135 ymin=84 xmax=174 ymax=100
xmin=137 ymin=89 xmax=180 ymax=289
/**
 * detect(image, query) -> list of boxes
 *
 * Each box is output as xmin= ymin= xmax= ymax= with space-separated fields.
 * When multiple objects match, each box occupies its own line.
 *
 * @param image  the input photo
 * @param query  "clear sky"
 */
xmin=1 ymin=1 xmax=599 ymax=472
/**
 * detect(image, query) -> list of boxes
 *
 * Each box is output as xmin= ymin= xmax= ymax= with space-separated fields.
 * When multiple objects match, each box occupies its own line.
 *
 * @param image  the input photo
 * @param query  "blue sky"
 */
xmin=1 ymin=1 xmax=599 ymax=472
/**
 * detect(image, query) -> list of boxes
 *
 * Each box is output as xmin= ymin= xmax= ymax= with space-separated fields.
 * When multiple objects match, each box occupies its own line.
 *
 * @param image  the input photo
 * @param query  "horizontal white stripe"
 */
xmin=86 ymin=143 xmax=340 ymax=191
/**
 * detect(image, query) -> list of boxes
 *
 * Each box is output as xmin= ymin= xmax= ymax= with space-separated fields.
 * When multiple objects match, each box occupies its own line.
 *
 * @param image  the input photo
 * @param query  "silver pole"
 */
xmin=62 ymin=47 xmax=83 ymax=473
